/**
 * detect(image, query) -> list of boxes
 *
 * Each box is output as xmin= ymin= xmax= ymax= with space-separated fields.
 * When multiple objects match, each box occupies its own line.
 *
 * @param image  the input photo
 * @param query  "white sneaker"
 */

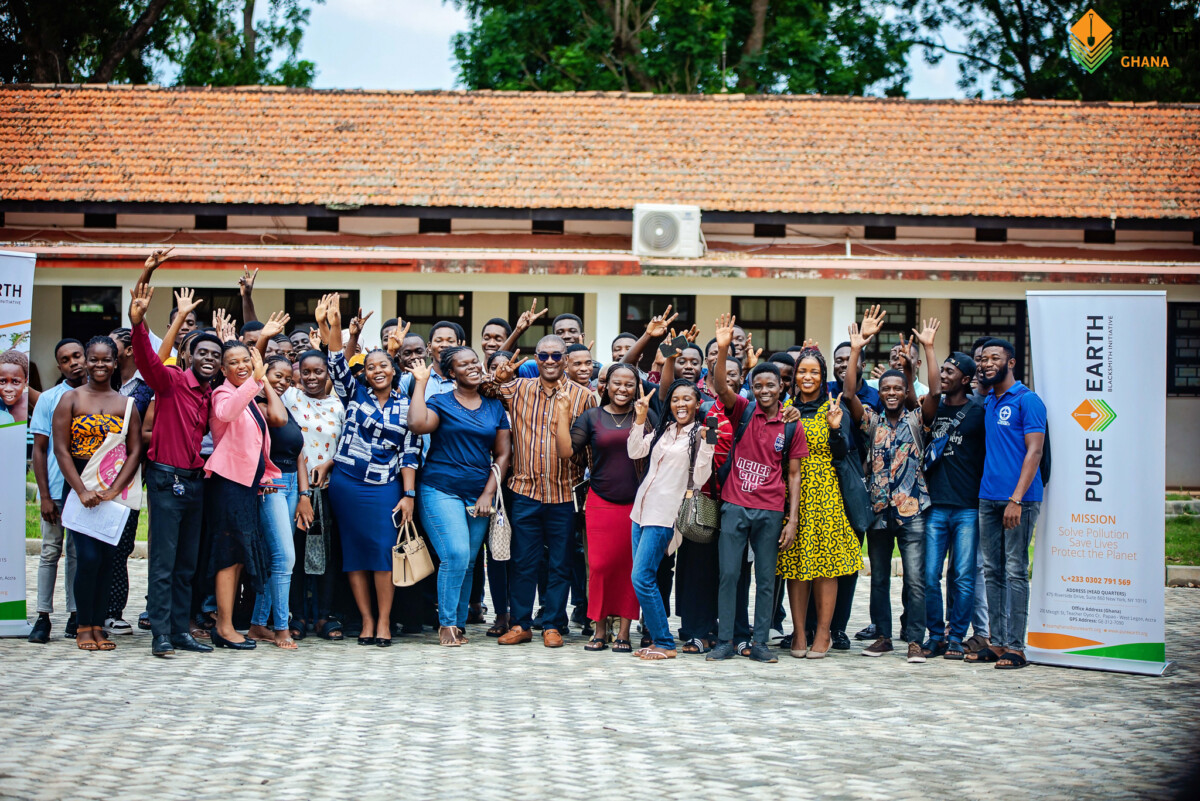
xmin=104 ymin=617 xmax=133 ymax=636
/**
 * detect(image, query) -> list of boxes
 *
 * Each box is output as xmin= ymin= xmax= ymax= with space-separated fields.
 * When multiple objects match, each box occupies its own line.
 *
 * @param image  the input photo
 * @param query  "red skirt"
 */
xmin=584 ymin=489 xmax=641 ymax=621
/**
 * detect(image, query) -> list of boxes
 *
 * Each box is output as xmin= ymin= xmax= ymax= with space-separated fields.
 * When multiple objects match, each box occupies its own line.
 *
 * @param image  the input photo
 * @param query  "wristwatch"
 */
xmin=404 ymin=489 xmax=416 ymax=498
xmin=298 ymin=490 xmax=312 ymax=498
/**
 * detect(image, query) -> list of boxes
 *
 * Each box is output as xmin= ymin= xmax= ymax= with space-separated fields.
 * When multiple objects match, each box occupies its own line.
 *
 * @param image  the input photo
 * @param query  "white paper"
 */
xmin=62 ymin=491 xmax=132 ymax=545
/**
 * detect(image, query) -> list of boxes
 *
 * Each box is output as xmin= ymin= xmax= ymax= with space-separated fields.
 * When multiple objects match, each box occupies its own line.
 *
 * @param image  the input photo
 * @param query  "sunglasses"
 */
xmin=536 ymin=352 xmax=564 ymax=362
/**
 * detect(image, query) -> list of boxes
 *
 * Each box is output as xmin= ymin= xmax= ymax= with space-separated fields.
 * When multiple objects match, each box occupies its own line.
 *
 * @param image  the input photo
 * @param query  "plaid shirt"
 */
xmin=329 ymin=352 xmax=421 ymax=485
xmin=498 ymin=376 xmax=596 ymax=504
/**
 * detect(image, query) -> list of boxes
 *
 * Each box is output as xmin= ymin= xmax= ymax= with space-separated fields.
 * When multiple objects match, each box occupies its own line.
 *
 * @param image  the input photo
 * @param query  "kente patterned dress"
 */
xmin=775 ymin=398 xmax=861 ymax=581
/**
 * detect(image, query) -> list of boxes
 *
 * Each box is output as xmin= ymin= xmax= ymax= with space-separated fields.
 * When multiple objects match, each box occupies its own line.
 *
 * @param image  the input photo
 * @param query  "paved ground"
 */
xmin=2 ymin=554 xmax=1198 ymax=801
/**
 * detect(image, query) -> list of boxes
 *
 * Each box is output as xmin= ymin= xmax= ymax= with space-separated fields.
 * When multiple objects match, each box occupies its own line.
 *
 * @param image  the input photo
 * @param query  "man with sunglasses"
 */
xmin=492 ymin=335 xmax=597 ymax=647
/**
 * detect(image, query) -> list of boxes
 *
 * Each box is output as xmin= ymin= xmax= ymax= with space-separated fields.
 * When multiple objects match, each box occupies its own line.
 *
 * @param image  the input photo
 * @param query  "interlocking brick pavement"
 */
xmin=2 ymin=554 xmax=1198 ymax=801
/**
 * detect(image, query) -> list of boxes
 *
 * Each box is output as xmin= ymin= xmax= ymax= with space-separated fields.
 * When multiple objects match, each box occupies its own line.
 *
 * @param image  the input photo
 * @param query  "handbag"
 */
xmin=391 ymin=519 xmax=435 ymax=587
xmin=80 ymin=396 xmax=143 ymax=511
xmin=675 ymin=426 xmax=720 ymax=544
xmin=487 ymin=463 xmax=512 ymax=561
xmin=303 ymin=486 xmax=330 ymax=575
xmin=831 ymin=421 xmax=875 ymax=536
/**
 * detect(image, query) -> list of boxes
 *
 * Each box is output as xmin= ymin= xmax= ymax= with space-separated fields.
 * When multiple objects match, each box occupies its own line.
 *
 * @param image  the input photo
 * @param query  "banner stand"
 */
xmin=1026 ymin=291 xmax=1169 ymax=676
xmin=0 ymin=250 xmax=34 ymax=638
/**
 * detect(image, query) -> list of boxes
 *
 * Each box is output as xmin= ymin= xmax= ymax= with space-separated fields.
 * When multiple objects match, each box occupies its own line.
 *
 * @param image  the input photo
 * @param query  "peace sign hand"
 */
xmin=826 ymin=392 xmax=844 ymax=429
xmin=516 ymin=299 xmax=549 ymax=331
xmin=633 ymin=383 xmax=652 ymax=424
xmin=553 ymin=379 xmax=573 ymax=417
xmin=493 ymin=349 xmax=526 ymax=383
xmin=348 ymin=308 xmax=373 ymax=338
xmin=239 ymin=265 xmax=259 ymax=297
xmin=144 ymin=247 xmax=175 ymax=274
xmin=645 ymin=304 xmax=678 ymax=338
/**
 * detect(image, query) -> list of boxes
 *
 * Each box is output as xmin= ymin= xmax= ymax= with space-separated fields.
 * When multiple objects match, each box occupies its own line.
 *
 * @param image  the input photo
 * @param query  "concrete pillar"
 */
xmin=358 ymin=286 xmax=385 ymax=349
xmin=919 ymin=297 xmax=953 ymax=366
xmin=830 ymin=291 xmax=858 ymax=355
xmin=471 ymin=291 xmax=509 ymax=352
xmin=592 ymin=289 xmax=620 ymax=362
xmin=805 ymin=296 xmax=832 ymax=350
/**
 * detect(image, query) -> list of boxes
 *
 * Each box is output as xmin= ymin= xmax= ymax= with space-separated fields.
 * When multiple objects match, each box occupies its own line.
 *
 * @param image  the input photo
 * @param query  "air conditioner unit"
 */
xmin=633 ymin=204 xmax=706 ymax=258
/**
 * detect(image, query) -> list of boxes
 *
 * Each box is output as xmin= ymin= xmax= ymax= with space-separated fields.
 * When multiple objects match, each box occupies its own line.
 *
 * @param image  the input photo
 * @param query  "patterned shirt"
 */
xmin=118 ymin=372 xmax=154 ymax=417
xmin=497 ymin=376 xmax=597 ymax=504
xmin=859 ymin=408 xmax=930 ymax=524
xmin=282 ymin=387 xmax=346 ymax=472
xmin=328 ymin=352 xmax=421 ymax=485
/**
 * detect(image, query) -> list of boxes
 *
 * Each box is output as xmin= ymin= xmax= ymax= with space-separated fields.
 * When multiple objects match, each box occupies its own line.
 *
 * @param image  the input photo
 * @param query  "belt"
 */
xmin=148 ymin=461 xmax=205 ymax=480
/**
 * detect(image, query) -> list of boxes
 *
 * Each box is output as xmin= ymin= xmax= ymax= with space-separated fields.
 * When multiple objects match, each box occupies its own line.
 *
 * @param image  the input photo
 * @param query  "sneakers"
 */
xmin=28 ymin=615 xmax=51 ymax=644
xmin=907 ymin=642 xmax=927 ymax=663
xmin=104 ymin=617 xmax=133 ymax=636
xmin=854 ymin=623 xmax=878 ymax=641
xmin=747 ymin=643 xmax=778 ymax=663
xmin=861 ymin=637 xmax=893 ymax=657
xmin=706 ymin=641 xmax=737 ymax=661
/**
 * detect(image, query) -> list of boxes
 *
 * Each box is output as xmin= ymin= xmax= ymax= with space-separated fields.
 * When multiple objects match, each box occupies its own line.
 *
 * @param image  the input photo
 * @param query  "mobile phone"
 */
xmin=658 ymin=340 xmax=681 ymax=359
xmin=392 ymin=509 xmax=404 ymax=529
xmin=671 ymin=335 xmax=688 ymax=352
xmin=705 ymin=414 xmax=719 ymax=445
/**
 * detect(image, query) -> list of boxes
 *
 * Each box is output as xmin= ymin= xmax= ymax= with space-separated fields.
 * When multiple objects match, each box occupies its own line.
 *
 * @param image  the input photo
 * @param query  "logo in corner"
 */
xmin=1072 ymin=399 xmax=1116 ymax=432
xmin=1069 ymin=9 xmax=1113 ymax=74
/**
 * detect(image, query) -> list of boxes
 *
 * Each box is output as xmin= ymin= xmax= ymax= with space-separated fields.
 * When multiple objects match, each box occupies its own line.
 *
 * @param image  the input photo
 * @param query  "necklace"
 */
xmin=605 ymin=406 xmax=633 ymax=428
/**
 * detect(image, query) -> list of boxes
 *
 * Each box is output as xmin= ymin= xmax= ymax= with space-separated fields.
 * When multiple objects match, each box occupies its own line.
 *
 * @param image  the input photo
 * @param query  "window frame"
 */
xmin=283 ymin=289 xmax=360 ymax=333
xmin=396 ymin=291 xmax=474 ymax=342
xmin=731 ymin=295 xmax=807 ymax=355
xmin=949 ymin=299 xmax=1030 ymax=382
xmin=855 ymin=298 xmax=918 ymax=369
xmin=173 ymin=287 xmax=245 ymax=333
xmin=61 ymin=285 xmax=122 ymax=344
xmin=507 ymin=293 xmax=585 ymax=351
xmin=1168 ymin=301 xmax=1200 ymax=396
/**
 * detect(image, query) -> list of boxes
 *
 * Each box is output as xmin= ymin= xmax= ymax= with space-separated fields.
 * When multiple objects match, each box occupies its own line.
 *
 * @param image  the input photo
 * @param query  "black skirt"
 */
xmin=206 ymin=473 xmax=271 ymax=591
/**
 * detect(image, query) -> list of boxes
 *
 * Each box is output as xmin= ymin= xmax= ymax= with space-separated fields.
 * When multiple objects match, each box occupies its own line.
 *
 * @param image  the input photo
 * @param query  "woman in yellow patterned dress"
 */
xmin=776 ymin=348 xmax=861 ymax=658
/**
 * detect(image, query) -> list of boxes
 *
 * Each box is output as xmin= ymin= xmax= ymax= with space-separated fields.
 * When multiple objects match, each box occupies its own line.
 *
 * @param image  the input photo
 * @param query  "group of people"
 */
xmin=28 ymin=248 xmax=1046 ymax=669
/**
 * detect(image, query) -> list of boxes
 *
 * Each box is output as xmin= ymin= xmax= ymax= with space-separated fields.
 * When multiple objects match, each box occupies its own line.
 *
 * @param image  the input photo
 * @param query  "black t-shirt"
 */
xmin=925 ymin=397 xmax=986 ymax=508
xmin=570 ymin=407 xmax=641 ymax=504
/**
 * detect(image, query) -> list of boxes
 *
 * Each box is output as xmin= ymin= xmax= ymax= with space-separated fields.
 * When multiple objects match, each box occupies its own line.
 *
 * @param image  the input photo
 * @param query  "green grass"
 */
xmin=1166 ymin=515 xmax=1200 ymax=564
xmin=26 ymin=499 xmax=148 ymax=541
xmin=1166 ymin=493 xmax=1193 ymax=501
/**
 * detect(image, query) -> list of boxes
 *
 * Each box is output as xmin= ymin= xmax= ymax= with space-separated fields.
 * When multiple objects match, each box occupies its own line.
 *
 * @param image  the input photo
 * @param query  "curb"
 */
xmin=1166 ymin=565 xmax=1200 ymax=587
xmin=26 ymin=538 xmax=147 ymax=560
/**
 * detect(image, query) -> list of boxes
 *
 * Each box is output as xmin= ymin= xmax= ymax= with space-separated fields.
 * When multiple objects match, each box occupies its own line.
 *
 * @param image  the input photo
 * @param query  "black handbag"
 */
xmin=675 ymin=427 xmax=720 ymax=544
xmin=831 ymin=422 xmax=875 ymax=536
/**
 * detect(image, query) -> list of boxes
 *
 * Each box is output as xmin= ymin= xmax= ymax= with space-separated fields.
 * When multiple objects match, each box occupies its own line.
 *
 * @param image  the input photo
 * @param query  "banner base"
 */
xmin=0 ymin=620 xmax=33 ymax=638
xmin=1029 ymin=649 xmax=1172 ymax=677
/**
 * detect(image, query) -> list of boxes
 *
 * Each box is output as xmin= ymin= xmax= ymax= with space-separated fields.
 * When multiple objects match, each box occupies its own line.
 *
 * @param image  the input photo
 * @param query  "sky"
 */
xmin=297 ymin=0 xmax=970 ymax=99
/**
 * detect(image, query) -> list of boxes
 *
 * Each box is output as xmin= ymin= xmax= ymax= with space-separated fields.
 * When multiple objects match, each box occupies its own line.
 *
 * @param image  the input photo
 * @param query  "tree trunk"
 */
xmin=88 ymin=0 xmax=171 ymax=83
xmin=243 ymin=0 xmax=258 ymax=64
xmin=736 ymin=0 xmax=770 ymax=90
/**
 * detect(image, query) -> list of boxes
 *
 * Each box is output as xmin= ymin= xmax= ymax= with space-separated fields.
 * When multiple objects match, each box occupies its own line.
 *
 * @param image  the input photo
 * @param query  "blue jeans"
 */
xmin=978 ymin=499 xmax=1040 ymax=651
xmin=867 ymin=511 xmax=927 ymax=643
xmin=631 ymin=523 xmax=675 ymax=650
xmin=925 ymin=506 xmax=977 ymax=645
xmin=252 ymin=471 xmax=298 ymax=630
xmin=509 ymin=493 xmax=576 ymax=633
xmin=419 ymin=484 xmax=490 ymax=628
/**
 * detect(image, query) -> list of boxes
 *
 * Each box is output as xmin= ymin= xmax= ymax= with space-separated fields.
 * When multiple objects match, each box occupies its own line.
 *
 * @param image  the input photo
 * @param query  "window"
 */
xmin=532 ymin=219 xmax=563 ymax=235
xmin=62 ymin=286 xmax=121 ymax=342
xmin=284 ymin=290 xmax=360 ymax=330
xmin=195 ymin=214 xmax=227 ymax=231
xmin=950 ymin=299 xmax=1030 ymax=380
xmin=855 ymin=298 xmax=916 ymax=368
xmin=307 ymin=216 xmax=339 ymax=232
xmin=976 ymin=227 xmax=1007 ymax=242
xmin=863 ymin=225 xmax=895 ymax=240
xmin=508 ymin=293 xmax=585 ymax=350
xmin=397 ymin=292 xmax=473 ymax=341
xmin=754 ymin=223 xmax=786 ymax=238
xmin=419 ymin=218 xmax=451 ymax=234
xmin=176 ymin=287 xmax=244 ymax=332
xmin=1084 ymin=229 xmax=1115 ymax=244
xmin=733 ymin=296 xmax=806 ymax=354
xmin=83 ymin=213 xmax=116 ymax=229
xmin=619 ymin=294 xmax=694 ymax=334
xmin=1168 ymin=302 xmax=1200 ymax=396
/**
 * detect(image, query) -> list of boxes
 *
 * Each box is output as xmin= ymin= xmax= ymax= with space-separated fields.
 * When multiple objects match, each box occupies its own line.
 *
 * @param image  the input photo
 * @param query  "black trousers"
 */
xmin=106 ymin=509 xmax=139 ymax=619
xmin=146 ymin=463 xmax=205 ymax=638
xmin=675 ymin=537 xmax=718 ymax=642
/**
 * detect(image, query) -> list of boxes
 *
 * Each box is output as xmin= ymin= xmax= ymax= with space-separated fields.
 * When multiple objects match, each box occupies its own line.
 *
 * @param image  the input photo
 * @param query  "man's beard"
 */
xmin=977 ymin=362 xmax=1009 ymax=387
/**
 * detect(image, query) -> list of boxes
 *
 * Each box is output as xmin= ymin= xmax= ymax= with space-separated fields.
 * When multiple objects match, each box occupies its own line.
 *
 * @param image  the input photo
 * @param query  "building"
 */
xmin=1 ymin=85 xmax=1198 ymax=483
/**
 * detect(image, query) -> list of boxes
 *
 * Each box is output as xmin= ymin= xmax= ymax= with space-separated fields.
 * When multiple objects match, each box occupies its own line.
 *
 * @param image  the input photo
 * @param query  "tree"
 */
xmin=0 ymin=0 xmax=322 ymax=86
xmin=449 ymin=0 xmax=913 ymax=96
xmin=901 ymin=0 xmax=1199 ymax=101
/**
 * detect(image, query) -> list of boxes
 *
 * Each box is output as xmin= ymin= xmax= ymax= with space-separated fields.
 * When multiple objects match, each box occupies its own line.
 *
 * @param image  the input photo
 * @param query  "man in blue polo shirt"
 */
xmin=970 ymin=338 xmax=1046 ymax=670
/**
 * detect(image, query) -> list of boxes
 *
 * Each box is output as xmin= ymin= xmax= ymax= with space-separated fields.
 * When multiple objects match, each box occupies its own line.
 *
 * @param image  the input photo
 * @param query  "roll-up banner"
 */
xmin=0 ymin=251 xmax=35 ymax=637
xmin=1026 ymin=291 xmax=1169 ymax=676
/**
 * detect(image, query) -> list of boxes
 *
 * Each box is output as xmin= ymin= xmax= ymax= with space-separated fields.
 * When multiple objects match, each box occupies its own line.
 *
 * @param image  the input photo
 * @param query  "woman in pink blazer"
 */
xmin=206 ymin=342 xmax=280 ymax=650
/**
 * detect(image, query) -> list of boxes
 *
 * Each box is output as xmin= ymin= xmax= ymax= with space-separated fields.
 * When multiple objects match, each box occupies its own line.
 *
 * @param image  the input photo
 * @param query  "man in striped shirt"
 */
xmin=493 ymin=335 xmax=597 ymax=647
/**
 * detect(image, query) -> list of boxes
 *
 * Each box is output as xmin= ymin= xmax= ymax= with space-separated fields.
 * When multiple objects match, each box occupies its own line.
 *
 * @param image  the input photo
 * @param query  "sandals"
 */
xmin=584 ymin=637 xmax=608 ymax=652
xmin=680 ymin=638 xmax=711 ymax=655
xmin=995 ymin=651 xmax=1029 ymax=670
xmin=737 ymin=640 xmax=752 ymax=657
xmin=612 ymin=639 xmax=633 ymax=654
xmin=964 ymin=646 xmax=1001 ymax=663
xmin=964 ymin=634 xmax=990 ymax=654
xmin=317 ymin=619 xmax=344 ymax=641
xmin=944 ymin=641 xmax=965 ymax=660
xmin=439 ymin=627 xmax=461 ymax=647
xmin=639 ymin=647 xmax=677 ymax=661
xmin=486 ymin=615 xmax=511 ymax=638
xmin=273 ymin=636 xmax=299 ymax=650
xmin=289 ymin=619 xmax=308 ymax=641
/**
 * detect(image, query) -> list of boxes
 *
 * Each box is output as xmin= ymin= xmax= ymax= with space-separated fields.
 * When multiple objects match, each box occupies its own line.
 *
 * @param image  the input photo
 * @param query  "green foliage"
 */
xmin=449 ymin=0 xmax=912 ymax=95
xmin=169 ymin=0 xmax=320 ymax=87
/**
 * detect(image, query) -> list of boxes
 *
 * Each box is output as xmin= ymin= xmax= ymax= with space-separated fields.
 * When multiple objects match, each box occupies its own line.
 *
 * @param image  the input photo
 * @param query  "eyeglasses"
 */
xmin=536 ymin=352 xmax=564 ymax=362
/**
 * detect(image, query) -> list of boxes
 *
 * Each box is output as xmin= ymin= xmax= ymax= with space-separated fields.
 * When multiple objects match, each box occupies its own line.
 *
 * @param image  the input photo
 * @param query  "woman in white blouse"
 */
xmin=626 ymin=379 xmax=714 ymax=661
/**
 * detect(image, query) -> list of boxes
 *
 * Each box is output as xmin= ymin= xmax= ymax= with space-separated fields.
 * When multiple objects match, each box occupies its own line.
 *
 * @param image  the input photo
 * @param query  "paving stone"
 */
xmin=2 ymin=554 xmax=1198 ymax=800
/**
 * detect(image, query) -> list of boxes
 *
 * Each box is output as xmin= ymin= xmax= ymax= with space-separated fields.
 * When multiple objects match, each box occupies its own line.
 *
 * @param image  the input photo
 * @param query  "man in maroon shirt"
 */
xmin=707 ymin=314 xmax=807 ymax=664
xmin=129 ymin=274 xmax=222 ymax=657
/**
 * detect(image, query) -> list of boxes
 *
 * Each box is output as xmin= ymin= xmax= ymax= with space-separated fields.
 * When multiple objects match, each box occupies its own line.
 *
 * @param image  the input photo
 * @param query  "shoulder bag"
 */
xmin=675 ymin=426 xmax=721 ymax=544
xmin=831 ymin=410 xmax=875 ymax=536
xmin=80 ymin=396 xmax=143 ymax=511
xmin=392 ymin=518 xmax=435 ymax=587
xmin=486 ymin=463 xmax=512 ymax=561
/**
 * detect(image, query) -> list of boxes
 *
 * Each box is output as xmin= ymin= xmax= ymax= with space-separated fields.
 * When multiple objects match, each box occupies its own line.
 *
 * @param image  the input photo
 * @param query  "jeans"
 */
xmin=508 ymin=493 xmax=576 ymax=633
xmin=419 ymin=483 xmax=490 ymax=628
xmin=631 ymin=523 xmax=675 ymax=649
xmin=924 ymin=506 xmax=977 ymax=644
xmin=972 ymin=546 xmax=991 ymax=638
xmin=978 ymin=499 xmax=1040 ymax=651
xmin=717 ymin=504 xmax=783 ymax=644
xmin=36 ymin=499 xmax=76 ymax=614
xmin=146 ymin=463 xmax=206 ymax=638
xmin=867 ymin=511 xmax=927 ymax=643
xmin=252 ymin=471 xmax=298 ymax=630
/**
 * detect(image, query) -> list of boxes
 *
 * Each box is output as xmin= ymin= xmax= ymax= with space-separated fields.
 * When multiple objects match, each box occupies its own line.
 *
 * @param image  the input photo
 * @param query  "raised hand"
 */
xmin=802 ymin=338 xmax=820 ymax=350
xmin=913 ymin=318 xmax=940 ymax=348
xmin=213 ymin=308 xmax=236 ymax=343
xmin=260 ymin=310 xmax=291 ymax=341
xmin=515 ymin=298 xmax=549 ymax=331
xmin=745 ymin=332 xmax=763 ymax=369
xmin=848 ymin=321 xmax=871 ymax=351
xmin=307 ymin=327 xmax=321 ymax=350
xmin=860 ymin=304 xmax=887 ymax=340
xmin=408 ymin=358 xmax=431 ymax=384
xmin=492 ymin=349 xmax=526 ymax=383
xmin=251 ymin=347 xmax=267 ymax=381
xmin=144 ymin=247 xmax=175 ymax=276
xmin=714 ymin=313 xmax=737 ymax=350
xmin=239 ymin=265 xmax=258 ymax=297
xmin=870 ymin=364 xmax=887 ymax=380
xmin=174 ymin=287 xmax=204 ymax=318
xmin=324 ymin=294 xmax=342 ymax=330
xmin=314 ymin=294 xmax=330 ymax=327
xmin=633 ymin=382 xmax=652 ymax=424
xmin=644 ymin=304 xmax=678 ymax=338
xmin=348 ymin=308 xmax=373 ymax=338
xmin=682 ymin=324 xmax=701 ymax=343
xmin=826 ymin=392 xmax=844 ymax=429
xmin=128 ymin=283 xmax=154 ymax=326
xmin=553 ymin=379 xmax=573 ymax=417
xmin=896 ymin=334 xmax=914 ymax=374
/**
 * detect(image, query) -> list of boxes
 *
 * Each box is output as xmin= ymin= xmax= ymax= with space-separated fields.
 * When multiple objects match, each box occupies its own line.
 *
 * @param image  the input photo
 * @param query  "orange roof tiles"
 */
xmin=1 ymin=86 xmax=1197 ymax=220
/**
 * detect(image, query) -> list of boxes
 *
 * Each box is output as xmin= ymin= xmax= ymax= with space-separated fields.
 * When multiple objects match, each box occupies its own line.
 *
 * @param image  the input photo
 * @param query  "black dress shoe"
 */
xmin=357 ymin=636 xmax=376 ymax=646
xmin=28 ymin=615 xmax=51 ymax=644
xmin=152 ymin=634 xmax=175 ymax=657
xmin=376 ymin=638 xmax=392 ymax=647
xmin=831 ymin=630 xmax=852 ymax=650
xmin=170 ymin=633 xmax=214 ymax=653
xmin=65 ymin=613 xmax=78 ymax=639
xmin=854 ymin=623 xmax=877 ymax=641
xmin=211 ymin=631 xmax=256 ymax=650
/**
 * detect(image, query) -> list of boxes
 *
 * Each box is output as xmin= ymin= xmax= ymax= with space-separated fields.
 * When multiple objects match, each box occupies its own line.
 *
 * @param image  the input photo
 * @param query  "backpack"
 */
xmin=1040 ymin=421 xmax=1052 ymax=487
xmin=715 ymin=401 xmax=798 ymax=491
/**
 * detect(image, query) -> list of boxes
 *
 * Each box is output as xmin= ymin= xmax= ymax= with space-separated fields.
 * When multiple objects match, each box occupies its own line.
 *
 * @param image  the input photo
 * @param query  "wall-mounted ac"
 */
xmin=632 ymin=204 xmax=705 ymax=258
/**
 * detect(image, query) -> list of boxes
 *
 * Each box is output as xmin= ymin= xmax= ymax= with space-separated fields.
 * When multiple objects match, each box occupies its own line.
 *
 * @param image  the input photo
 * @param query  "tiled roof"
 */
xmin=1 ymin=86 xmax=1198 ymax=220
